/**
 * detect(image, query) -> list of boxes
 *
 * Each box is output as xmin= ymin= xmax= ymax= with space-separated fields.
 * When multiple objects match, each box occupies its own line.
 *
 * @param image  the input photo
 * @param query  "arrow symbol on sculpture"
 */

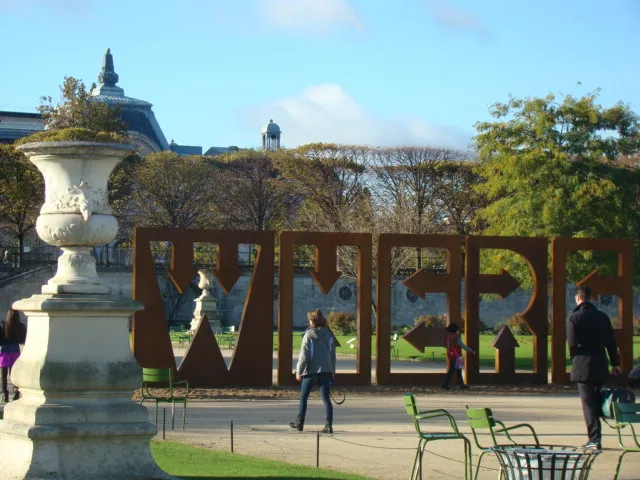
xmin=478 ymin=269 xmax=520 ymax=299
xmin=167 ymin=239 xmax=197 ymax=294
xmin=403 ymin=269 xmax=447 ymax=299
xmin=577 ymin=268 xmax=623 ymax=297
xmin=212 ymin=241 xmax=241 ymax=294
xmin=402 ymin=323 xmax=448 ymax=352
xmin=492 ymin=325 xmax=519 ymax=376
xmin=309 ymin=243 xmax=341 ymax=295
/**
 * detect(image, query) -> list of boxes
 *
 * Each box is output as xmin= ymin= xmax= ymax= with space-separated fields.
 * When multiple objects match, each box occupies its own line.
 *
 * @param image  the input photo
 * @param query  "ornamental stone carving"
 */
xmin=41 ymin=181 xmax=112 ymax=219
xmin=16 ymin=141 xmax=134 ymax=295
xmin=191 ymin=269 xmax=219 ymax=332
xmin=37 ymin=213 xmax=118 ymax=246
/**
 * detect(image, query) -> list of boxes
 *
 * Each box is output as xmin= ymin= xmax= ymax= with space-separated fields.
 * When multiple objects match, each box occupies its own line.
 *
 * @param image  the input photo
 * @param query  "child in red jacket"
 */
xmin=441 ymin=322 xmax=475 ymax=390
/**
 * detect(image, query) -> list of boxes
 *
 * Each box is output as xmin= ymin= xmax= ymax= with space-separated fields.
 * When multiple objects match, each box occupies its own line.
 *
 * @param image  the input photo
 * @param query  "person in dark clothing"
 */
xmin=289 ymin=310 xmax=336 ymax=434
xmin=568 ymin=286 xmax=620 ymax=450
xmin=629 ymin=357 xmax=640 ymax=388
xmin=0 ymin=308 xmax=27 ymax=402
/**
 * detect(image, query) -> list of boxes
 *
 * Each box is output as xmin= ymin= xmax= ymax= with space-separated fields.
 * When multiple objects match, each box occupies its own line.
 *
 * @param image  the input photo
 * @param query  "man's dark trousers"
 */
xmin=577 ymin=382 xmax=602 ymax=444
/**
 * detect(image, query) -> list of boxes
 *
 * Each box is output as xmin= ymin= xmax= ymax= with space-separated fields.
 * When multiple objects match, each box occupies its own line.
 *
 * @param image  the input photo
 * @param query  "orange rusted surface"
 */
xmin=551 ymin=237 xmax=633 ymax=384
xmin=465 ymin=235 xmax=548 ymax=384
xmin=377 ymin=234 xmax=462 ymax=385
xmin=492 ymin=325 xmax=519 ymax=376
xmin=133 ymin=227 xmax=633 ymax=388
xmin=278 ymin=231 xmax=372 ymax=386
xmin=133 ymin=227 xmax=274 ymax=387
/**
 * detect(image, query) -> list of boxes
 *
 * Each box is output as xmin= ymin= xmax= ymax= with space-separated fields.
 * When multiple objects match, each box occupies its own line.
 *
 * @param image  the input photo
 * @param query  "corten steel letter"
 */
xmin=465 ymin=235 xmax=548 ymax=385
xmin=551 ymin=237 xmax=633 ymax=384
xmin=133 ymin=227 xmax=274 ymax=387
xmin=377 ymin=234 xmax=462 ymax=385
xmin=278 ymin=231 xmax=372 ymax=386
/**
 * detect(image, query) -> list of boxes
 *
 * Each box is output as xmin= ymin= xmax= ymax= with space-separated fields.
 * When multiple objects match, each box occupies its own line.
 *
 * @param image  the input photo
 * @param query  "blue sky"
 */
xmin=1 ymin=0 xmax=638 ymax=151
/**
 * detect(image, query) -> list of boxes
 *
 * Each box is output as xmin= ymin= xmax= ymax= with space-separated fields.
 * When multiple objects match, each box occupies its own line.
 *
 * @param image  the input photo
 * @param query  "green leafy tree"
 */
xmin=214 ymin=150 xmax=298 ymax=231
xmin=473 ymin=91 xmax=640 ymax=284
xmin=107 ymin=153 xmax=144 ymax=240
xmin=370 ymin=147 xmax=467 ymax=236
xmin=432 ymin=161 xmax=486 ymax=236
xmin=368 ymin=147 xmax=479 ymax=275
xmin=0 ymin=145 xmax=44 ymax=264
xmin=276 ymin=143 xmax=371 ymax=232
xmin=131 ymin=152 xmax=218 ymax=229
xmin=276 ymin=143 xmax=374 ymax=315
xmin=38 ymin=76 xmax=125 ymax=134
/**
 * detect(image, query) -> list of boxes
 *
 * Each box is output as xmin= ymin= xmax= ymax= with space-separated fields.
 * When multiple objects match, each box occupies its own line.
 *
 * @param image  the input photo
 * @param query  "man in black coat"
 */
xmin=568 ymin=286 xmax=620 ymax=449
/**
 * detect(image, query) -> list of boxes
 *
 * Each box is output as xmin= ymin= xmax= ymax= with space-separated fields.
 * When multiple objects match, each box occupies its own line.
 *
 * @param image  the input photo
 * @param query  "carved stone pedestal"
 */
xmin=0 ymin=141 xmax=173 ymax=479
xmin=0 ymin=295 xmax=172 ymax=479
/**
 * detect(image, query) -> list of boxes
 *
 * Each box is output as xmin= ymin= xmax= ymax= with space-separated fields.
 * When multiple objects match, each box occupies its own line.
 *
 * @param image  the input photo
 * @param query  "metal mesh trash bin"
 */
xmin=490 ymin=445 xmax=601 ymax=480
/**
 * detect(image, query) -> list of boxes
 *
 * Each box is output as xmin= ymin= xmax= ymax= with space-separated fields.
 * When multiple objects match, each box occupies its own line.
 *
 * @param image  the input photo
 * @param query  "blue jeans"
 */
xmin=297 ymin=372 xmax=333 ymax=422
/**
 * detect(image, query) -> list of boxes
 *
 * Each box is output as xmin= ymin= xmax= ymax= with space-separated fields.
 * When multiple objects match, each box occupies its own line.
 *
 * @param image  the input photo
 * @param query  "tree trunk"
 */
xmin=18 ymin=233 xmax=24 ymax=268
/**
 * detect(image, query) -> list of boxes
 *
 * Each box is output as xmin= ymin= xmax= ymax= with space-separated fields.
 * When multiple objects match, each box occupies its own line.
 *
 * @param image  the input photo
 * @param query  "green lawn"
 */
xmin=152 ymin=441 xmax=372 ymax=479
xmin=283 ymin=333 xmax=640 ymax=371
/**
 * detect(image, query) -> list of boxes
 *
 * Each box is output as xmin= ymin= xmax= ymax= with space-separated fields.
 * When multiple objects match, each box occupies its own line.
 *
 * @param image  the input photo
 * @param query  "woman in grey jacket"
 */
xmin=289 ymin=310 xmax=336 ymax=433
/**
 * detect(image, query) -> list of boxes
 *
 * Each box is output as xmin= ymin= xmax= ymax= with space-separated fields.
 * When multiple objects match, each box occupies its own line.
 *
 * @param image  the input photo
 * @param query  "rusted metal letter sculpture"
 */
xmin=377 ymin=234 xmax=462 ymax=385
xmin=465 ymin=235 xmax=548 ymax=384
xmin=132 ymin=227 xmax=274 ymax=387
xmin=551 ymin=237 xmax=633 ymax=384
xmin=132 ymin=226 xmax=633 ymax=388
xmin=278 ymin=231 xmax=372 ymax=386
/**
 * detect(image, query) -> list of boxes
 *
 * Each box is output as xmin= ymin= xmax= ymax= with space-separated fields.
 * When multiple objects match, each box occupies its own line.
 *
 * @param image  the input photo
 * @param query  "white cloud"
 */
xmin=423 ymin=0 xmax=488 ymax=37
xmin=258 ymin=0 xmax=365 ymax=34
xmin=245 ymin=84 xmax=471 ymax=149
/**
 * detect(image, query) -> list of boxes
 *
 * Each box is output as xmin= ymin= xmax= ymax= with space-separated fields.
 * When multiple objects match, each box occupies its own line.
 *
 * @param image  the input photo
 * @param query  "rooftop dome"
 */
xmin=89 ymin=48 xmax=168 ymax=152
xmin=90 ymin=48 xmax=152 ymax=107
xmin=261 ymin=119 xmax=281 ymax=135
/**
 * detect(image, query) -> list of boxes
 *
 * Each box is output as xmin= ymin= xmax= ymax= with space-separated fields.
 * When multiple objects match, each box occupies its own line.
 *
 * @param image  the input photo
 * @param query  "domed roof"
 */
xmin=261 ymin=119 xmax=281 ymax=134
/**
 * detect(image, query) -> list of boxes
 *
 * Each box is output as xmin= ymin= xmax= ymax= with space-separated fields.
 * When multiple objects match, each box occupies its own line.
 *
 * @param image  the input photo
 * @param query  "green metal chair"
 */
xmin=140 ymin=367 xmax=190 ymax=430
xmin=613 ymin=402 xmax=640 ymax=480
xmin=217 ymin=325 xmax=237 ymax=349
xmin=403 ymin=393 xmax=472 ymax=480
xmin=390 ymin=333 xmax=399 ymax=360
xmin=465 ymin=405 xmax=540 ymax=480
xmin=169 ymin=325 xmax=191 ymax=347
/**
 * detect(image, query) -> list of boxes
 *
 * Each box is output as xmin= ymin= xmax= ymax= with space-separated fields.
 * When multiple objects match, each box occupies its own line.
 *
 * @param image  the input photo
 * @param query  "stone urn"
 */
xmin=16 ymin=141 xmax=134 ymax=294
xmin=4 ymin=140 xmax=173 ymax=479
xmin=191 ymin=269 xmax=220 ymax=332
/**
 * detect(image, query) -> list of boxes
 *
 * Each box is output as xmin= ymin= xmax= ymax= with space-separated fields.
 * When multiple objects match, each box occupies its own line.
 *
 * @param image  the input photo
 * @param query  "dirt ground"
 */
xmin=132 ymin=383 xmax=578 ymax=402
xmin=143 ymin=389 xmax=638 ymax=480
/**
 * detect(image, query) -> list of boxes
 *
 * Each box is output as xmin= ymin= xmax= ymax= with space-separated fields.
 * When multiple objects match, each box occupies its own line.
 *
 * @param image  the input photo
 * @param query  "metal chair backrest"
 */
xmin=404 ymin=393 xmax=418 ymax=416
xmin=614 ymin=402 xmax=640 ymax=424
xmin=466 ymin=406 xmax=499 ymax=449
xmin=404 ymin=393 xmax=426 ymax=435
xmin=142 ymin=367 xmax=172 ymax=384
xmin=612 ymin=401 xmax=640 ymax=469
xmin=613 ymin=401 xmax=640 ymax=449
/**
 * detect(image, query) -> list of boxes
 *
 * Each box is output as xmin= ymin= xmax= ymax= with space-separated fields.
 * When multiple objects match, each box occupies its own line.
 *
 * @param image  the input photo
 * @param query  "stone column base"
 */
xmin=0 ymin=420 xmax=173 ymax=479
xmin=2 ymin=293 xmax=176 ymax=480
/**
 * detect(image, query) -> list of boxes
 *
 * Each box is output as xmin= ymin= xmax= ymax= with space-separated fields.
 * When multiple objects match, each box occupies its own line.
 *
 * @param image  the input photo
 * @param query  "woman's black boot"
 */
xmin=2 ymin=390 xmax=8 ymax=403
xmin=321 ymin=421 xmax=333 ymax=434
xmin=289 ymin=417 xmax=304 ymax=431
